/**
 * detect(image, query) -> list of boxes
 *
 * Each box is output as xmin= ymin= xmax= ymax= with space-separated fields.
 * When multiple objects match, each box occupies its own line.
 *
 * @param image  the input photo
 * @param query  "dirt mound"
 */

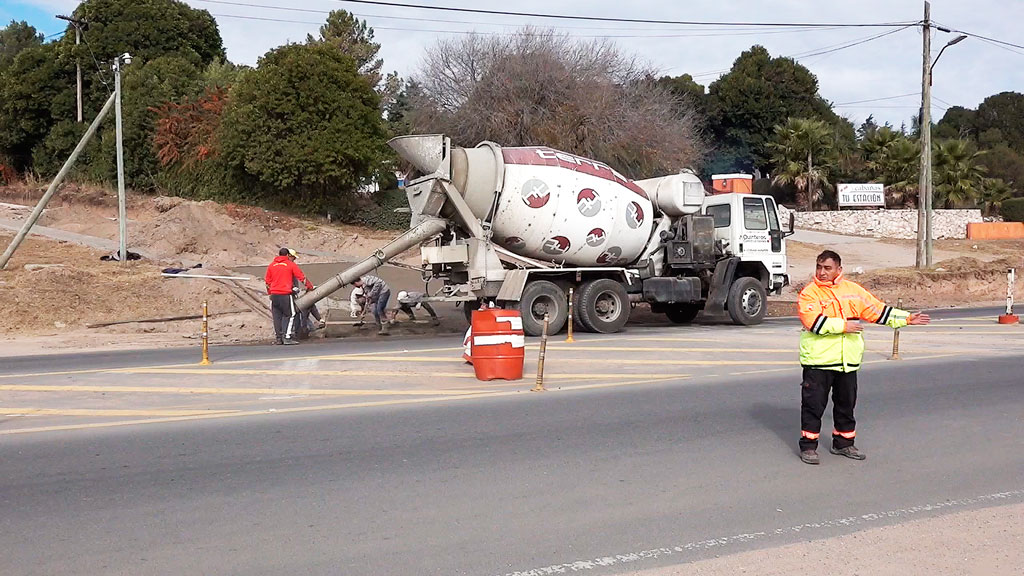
xmin=851 ymin=256 xmax=1022 ymax=308
xmin=132 ymin=200 xmax=273 ymax=267
xmin=0 ymin=232 xmax=265 ymax=344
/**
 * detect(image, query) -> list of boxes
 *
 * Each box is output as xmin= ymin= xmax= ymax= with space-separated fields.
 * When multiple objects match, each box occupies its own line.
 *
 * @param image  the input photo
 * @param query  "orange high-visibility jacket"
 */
xmin=798 ymin=273 xmax=909 ymax=372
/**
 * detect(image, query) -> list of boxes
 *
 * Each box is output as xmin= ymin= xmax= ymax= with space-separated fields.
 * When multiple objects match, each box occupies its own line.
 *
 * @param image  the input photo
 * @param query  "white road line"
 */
xmin=499 ymin=489 xmax=1024 ymax=576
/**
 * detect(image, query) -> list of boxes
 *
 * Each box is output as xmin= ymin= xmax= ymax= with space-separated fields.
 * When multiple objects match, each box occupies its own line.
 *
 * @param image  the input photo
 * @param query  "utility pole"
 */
xmin=0 ymin=93 xmax=116 ymax=269
xmin=916 ymin=1 xmax=931 ymax=269
xmin=55 ymin=15 xmax=86 ymax=123
xmin=113 ymin=53 xmax=132 ymax=263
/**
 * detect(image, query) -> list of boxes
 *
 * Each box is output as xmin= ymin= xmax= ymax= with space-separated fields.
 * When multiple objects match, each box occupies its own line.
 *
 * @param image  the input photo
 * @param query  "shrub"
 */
xmin=1000 ymin=197 xmax=1024 ymax=222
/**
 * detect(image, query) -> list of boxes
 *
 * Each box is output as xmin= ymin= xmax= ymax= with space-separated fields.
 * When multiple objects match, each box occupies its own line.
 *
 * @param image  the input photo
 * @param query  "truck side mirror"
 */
xmin=784 ymin=212 xmax=796 ymax=237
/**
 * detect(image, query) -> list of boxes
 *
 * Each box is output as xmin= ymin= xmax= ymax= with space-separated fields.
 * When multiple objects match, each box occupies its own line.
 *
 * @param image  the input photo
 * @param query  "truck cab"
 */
xmin=701 ymin=193 xmax=789 ymax=295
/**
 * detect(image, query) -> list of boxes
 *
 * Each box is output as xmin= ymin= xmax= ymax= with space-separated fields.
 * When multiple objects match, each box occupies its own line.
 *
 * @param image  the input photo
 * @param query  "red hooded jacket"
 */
xmin=265 ymin=255 xmax=312 ymax=295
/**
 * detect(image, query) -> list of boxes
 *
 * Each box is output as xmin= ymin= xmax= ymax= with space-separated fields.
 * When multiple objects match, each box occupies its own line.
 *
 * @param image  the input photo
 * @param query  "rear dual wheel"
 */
xmin=519 ymin=281 xmax=568 ymax=336
xmin=575 ymin=278 xmax=630 ymax=334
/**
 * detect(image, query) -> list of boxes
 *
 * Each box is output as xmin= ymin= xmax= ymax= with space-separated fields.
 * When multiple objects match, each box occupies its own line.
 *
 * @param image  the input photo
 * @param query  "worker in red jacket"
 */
xmin=265 ymin=247 xmax=313 ymax=345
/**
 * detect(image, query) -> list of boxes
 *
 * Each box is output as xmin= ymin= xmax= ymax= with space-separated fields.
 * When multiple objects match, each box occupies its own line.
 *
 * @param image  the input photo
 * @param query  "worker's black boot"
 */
xmin=829 ymin=445 xmax=866 ymax=460
xmin=799 ymin=450 xmax=820 ymax=465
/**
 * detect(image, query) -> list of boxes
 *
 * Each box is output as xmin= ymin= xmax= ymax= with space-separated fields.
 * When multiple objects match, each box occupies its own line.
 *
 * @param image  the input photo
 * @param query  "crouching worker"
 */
xmin=391 ymin=290 xmax=440 ymax=326
xmin=352 ymin=275 xmax=391 ymax=335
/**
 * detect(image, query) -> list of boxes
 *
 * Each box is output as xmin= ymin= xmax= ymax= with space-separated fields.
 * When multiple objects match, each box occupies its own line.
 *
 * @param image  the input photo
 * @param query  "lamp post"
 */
xmin=917 ymin=3 xmax=966 ymax=269
xmin=112 ymin=52 xmax=132 ymax=264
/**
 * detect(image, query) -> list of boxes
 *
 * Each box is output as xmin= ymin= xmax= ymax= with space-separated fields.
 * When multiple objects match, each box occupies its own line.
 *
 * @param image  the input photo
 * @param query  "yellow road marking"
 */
xmin=103 ymin=368 xmax=667 ymax=381
xmin=0 ymin=375 xmax=687 ymax=435
xmin=0 ymin=346 xmax=469 ymax=380
xmin=1 ymin=408 xmax=238 ymax=417
xmin=0 ymin=384 xmax=485 ymax=396
xmin=214 ymin=355 xmax=799 ymax=366
xmin=542 ymin=345 xmax=793 ymax=353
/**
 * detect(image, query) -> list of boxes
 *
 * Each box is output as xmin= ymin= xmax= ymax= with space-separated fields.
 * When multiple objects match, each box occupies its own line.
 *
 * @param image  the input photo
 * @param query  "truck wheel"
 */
xmin=519 ymin=280 xmax=568 ymax=336
xmin=665 ymin=304 xmax=701 ymax=324
xmin=571 ymin=286 xmax=594 ymax=332
xmin=578 ymin=278 xmax=630 ymax=334
xmin=727 ymin=277 xmax=767 ymax=326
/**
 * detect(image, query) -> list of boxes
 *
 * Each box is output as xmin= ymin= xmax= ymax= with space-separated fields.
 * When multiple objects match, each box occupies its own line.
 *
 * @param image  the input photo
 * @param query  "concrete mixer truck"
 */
xmin=298 ymin=134 xmax=791 ymax=336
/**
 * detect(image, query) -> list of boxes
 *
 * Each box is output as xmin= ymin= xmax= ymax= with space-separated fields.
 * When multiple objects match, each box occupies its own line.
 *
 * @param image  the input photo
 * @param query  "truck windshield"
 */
xmin=705 ymin=204 xmax=730 ymax=228
xmin=742 ymin=198 xmax=767 ymax=230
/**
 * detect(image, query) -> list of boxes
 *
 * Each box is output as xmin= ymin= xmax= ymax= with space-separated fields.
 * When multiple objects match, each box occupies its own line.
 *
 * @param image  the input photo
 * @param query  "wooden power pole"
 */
xmin=55 ymin=15 xmax=87 ymax=123
xmin=916 ymin=1 xmax=931 ymax=269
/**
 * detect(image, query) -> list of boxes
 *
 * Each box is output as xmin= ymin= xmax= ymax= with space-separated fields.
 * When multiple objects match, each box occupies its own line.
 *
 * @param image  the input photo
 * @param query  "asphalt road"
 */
xmin=1 ymin=311 xmax=1022 ymax=575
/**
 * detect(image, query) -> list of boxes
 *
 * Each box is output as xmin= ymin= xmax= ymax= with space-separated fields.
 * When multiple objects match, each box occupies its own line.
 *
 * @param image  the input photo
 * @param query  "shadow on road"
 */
xmin=749 ymin=402 xmax=800 ymax=455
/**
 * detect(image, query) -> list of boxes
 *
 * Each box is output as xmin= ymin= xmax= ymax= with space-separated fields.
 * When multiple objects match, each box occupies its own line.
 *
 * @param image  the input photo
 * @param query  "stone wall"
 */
xmin=775 ymin=205 xmax=983 ymax=239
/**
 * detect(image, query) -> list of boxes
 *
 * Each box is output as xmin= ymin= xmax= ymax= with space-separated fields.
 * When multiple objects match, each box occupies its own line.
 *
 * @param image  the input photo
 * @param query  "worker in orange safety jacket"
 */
xmin=796 ymin=250 xmax=930 ymax=465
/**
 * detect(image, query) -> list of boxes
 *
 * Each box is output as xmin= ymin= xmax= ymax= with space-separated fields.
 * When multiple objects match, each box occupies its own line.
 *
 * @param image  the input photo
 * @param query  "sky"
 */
xmin=3 ymin=0 xmax=1023 ymax=131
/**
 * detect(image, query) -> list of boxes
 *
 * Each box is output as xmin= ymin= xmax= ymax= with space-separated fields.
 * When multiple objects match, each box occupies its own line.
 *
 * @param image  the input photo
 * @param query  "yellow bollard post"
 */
xmin=890 ymin=297 xmax=902 ymax=360
xmin=565 ymin=287 xmax=576 ymax=343
xmin=532 ymin=313 xmax=550 ymax=392
xmin=199 ymin=299 xmax=212 ymax=365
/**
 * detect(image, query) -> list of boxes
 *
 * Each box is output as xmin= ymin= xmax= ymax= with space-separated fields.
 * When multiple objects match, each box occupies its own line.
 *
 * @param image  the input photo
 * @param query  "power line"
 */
xmin=835 ymin=92 xmax=919 ymax=106
xmin=688 ymin=24 xmax=915 ymax=79
xmin=328 ymin=0 xmax=917 ymax=28
xmin=195 ymin=0 xmax=851 ymax=33
xmin=208 ymin=12 xmax=852 ymax=39
xmin=938 ymin=25 xmax=1024 ymax=51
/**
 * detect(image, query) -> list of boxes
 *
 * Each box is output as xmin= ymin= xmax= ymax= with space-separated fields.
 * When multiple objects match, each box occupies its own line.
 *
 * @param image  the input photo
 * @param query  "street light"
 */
xmin=917 ymin=11 xmax=967 ymax=269
xmin=112 ymin=53 xmax=132 ymax=264
xmin=930 ymin=34 xmax=968 ymax=85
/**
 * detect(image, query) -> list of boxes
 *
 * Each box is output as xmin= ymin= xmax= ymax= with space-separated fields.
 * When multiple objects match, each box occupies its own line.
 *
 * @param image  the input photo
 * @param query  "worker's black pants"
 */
xmin=398 ymin=302 xmax=438 ymax=320
xmin=800 ymin=367 xmax=858 ymax=452
xmin=270 ymin=293 xmax=299 ymax=340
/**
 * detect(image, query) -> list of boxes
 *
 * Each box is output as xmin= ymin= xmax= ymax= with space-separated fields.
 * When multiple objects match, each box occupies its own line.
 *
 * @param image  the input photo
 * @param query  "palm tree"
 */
xmin=768 ymin=118 xmax=836 ymax=211
xmin=932 ymin=139 xmax=987 ymax=209
xmin=860 ymin=127 xmax=920 ymax=207
xmin=979 ymin=178 xmax=1014 ymax=217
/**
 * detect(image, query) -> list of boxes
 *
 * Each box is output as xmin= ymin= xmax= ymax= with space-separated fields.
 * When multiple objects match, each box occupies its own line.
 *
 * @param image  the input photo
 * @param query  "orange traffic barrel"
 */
xmin=471 ymin=309 xmax=525 ymax=380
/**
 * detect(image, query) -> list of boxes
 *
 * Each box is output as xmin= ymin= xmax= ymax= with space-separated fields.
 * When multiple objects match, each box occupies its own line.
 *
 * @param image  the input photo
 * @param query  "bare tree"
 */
xmin=410 ymin=29 xmax=705 ymax=179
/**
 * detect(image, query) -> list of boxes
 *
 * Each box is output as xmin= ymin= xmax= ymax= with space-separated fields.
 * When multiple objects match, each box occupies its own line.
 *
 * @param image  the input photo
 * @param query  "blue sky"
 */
xmin=1 ymin=1 xmax=64 ymax=38
xmin=4 ymin=1 xmax=1024 ymax=130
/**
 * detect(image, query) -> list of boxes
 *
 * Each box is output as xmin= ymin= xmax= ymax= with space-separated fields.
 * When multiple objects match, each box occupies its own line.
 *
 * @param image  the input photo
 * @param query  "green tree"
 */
xmin=934 ymin=105 xmax=976 ymax=141
xmin=655 ymin=73 xmax=706 ymax=116
xmin=979 ymin=178 xmax=1014 ymax=217
xmin=0 ymin=20 xmax=44 ymax=75
xmin=0 ymin=42 xmax=71 ymax=172
xmin=768 ymin=117 xmax=836 ymax=211
xmin=220 ymin=42 xmax=388 ymax=214
xmin=706 ymin=46 xmax=839 ymax=172
xmin=307 ymin=10 xmax=383 ymax=87
xmin=932 ymin=139 xmax=987 ymax=209
xmin=860 ymin=126 xmax=920 ymax=206
xmin=856 ymin=115 xmax=879 ymax=140
xmin=973 ymin=92 xmax=1024 ymax=151
xmin=979 ymin=144 xmax=1024 ymax=196
xmin=64 ymin=0 xmax=224 ymax=115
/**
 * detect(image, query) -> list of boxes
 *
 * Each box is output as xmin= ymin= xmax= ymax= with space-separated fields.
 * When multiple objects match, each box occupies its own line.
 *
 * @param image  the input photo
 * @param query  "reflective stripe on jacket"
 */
xmin=798 ymin=273 xmax=909 ymax=372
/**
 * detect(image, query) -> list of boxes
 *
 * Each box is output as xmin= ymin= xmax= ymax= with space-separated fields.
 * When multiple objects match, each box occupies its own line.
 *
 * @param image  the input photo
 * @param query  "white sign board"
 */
xmin=838 ymin=183 xmax=885 ymax=207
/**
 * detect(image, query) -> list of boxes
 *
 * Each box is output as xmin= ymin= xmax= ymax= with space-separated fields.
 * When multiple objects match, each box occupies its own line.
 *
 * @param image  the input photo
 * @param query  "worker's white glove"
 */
xmin=415 ymin=303 xmax=423 ymax=310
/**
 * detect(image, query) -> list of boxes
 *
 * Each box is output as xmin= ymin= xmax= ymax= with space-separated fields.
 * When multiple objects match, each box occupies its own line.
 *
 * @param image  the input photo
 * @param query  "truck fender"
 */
xmin=703 ymin=257 xmax=740 ymax=317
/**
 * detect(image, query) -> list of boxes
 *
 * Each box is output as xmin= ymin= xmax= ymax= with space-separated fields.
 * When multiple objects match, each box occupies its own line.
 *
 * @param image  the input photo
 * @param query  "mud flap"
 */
xmin=703 ymin=257 xmax=739 ymax=317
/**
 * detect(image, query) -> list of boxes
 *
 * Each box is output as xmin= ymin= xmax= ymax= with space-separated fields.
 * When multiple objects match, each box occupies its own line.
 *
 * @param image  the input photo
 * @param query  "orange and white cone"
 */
xmin=462 ymin=326 xmax=473 ymax=364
